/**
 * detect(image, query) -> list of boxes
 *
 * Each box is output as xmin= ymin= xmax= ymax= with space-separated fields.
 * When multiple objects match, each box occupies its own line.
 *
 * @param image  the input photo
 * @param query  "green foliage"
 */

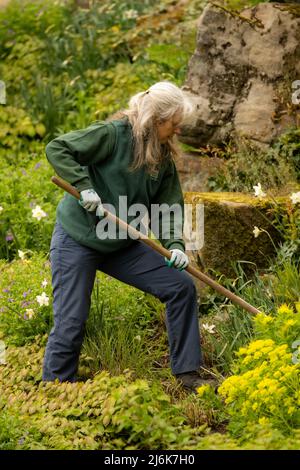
xmin=0 ymin=0 xmax=67 ymax=66
xmin=0 ymin=254 xmax=167 ymax=376
xmin=272 ymin=128 xmax=300 ymax=182
xmin=0 ymin=410 xmax=21 ymax=450
xmin=201 ymin=259 xmax=300 ymax=373
xmin=0 ymin=255 xmax=53 ymax=345
xmin=272 ymin=261 xmax=300 ymax=303
xmin=267 ymin=196 xmax=300 ymax=264
xmin=1 ymin=0 xmax=300 ymax=450
xmin=0 ymin=106 xmax=45 ymax=154
xmin=83 ymin=272 xmax=167 ymax=378
xmin=253 ymin=303 xmax=300 ymax=346
xmin=219 ymin=335 xmax=300 ymax=435
xmin=207 ymin=137 xmax=298 ymax=193
xmin=0 ymin=159 xmax=59 ymax=259
xmin=0 ymin=338 xmax=197 ymax=450
xmin=1 ymin=0 xmax=199 ymax=138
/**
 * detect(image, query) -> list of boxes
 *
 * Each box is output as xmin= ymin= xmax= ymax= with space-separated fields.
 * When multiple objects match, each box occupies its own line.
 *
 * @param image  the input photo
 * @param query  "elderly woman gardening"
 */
xmin=42 ymin=81 xmax=215 ymax=393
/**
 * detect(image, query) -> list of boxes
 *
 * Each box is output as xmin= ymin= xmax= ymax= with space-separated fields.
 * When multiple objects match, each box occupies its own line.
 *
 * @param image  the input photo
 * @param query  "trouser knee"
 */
xmin=170 ymin=274 xmax=197 ymax=301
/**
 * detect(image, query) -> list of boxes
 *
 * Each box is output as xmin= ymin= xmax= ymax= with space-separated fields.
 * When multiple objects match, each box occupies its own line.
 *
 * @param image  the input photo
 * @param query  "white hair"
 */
xmin=111 ymin=81 xmax=193 ymax=172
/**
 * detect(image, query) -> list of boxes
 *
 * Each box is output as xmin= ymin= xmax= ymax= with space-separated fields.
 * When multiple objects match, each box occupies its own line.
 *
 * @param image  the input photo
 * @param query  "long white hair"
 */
xmin=110 ymin=81 xmax=193 ymax=172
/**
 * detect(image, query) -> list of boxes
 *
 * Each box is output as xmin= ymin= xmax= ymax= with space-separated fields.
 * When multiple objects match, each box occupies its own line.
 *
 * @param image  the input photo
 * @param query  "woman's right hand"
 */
xmin=79 ymin=188 xmax=103 ymax=213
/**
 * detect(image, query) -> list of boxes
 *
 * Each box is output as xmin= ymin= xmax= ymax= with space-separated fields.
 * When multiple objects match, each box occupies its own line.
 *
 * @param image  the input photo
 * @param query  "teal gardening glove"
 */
xmin=165 ymin=249 xmax=189 ymax=271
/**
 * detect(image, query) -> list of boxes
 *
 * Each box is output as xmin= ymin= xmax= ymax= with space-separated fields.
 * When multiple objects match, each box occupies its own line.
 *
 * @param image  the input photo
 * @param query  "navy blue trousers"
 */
xmin=42 ymin=222 xmax=203 ymax=382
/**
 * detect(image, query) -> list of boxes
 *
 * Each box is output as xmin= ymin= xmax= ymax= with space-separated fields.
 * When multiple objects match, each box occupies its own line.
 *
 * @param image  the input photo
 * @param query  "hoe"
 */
xmin=51 ymin=175 xmax=261 ymax=315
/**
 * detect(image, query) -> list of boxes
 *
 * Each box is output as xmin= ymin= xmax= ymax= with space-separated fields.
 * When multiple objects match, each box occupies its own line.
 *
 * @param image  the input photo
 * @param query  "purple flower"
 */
xmin=23 ymin=291 xmax=28 ymax=298
xmin=5 ymin=233 xmax=14 ymax=242
xmin=34 ymin=162 xmax=42 ymax=170
xmin=8 ymin=298 xmax=14 ymax=302
xmin=2 ymin=288 xmax=10 ymax=293
xmin=21 ymin=169 xmax=27 ymax=175
xmin=21 ymin=301 xmax=32 ymax=308
xmin=0 ymin=307 xmax=6 ymax=312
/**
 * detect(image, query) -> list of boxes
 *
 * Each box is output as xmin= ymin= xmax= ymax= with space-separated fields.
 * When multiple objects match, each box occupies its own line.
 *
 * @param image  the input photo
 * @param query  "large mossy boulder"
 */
xmin=184 ymin=192 xmax=284 ymax=278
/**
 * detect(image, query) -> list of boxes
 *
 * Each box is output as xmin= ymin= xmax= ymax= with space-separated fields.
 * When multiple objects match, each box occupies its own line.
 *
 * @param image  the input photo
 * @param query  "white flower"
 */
xmin=25 ymin=309 xmax=35 ymax=319
xmin=253 ymin=183 xmax=266 ymax=198
xmin=0 ymin=206 xmax=3 ymax=212
xmin=69 ymin=75 xmax=80 ymax=87
xmin=18 ymin=250 xmax=26 ymax=260
xmin=253 ymin=226 xmax=262 ymax=238
xmin=134 ymin=335 xmax=141 ymax=342
xmin=123 ymin=9 xmax=138 ymax=19
xmin=41 ymin=279 xmax=48 ymax=288
xmin=290 ymin=192 xmax=300 ymax=205
xmin=36 ymin=292 xmax=49 ymax=307
xmin=32 ymin=205 xmax=47 ymax=221
xmin=202 ymin=323 xmax=216 ymax=334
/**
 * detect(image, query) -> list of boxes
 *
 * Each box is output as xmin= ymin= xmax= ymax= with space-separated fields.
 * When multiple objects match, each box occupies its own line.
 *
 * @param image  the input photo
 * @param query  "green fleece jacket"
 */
xmin=45 ymin=118 xmax=185 ymax=253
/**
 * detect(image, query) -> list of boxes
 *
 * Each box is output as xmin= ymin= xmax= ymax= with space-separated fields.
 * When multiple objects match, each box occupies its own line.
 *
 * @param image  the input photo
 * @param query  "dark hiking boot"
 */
xmin=175 ymin=371 xmax=218 ymax=394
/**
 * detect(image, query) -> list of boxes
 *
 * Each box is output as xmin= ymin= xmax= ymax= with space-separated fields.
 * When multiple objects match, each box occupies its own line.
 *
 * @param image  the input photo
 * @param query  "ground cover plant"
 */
xmin=0 ymin=0 xmax=299 ymax=451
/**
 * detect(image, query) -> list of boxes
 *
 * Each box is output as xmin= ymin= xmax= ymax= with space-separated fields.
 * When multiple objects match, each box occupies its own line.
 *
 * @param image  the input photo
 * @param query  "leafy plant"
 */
xmin=83 ymin=272 xmax=167 ymax=379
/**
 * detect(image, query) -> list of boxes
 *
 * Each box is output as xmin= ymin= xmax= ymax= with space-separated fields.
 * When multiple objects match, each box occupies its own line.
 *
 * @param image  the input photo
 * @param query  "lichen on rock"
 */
xmin=181 ymin=3 xmax=300 ymax=148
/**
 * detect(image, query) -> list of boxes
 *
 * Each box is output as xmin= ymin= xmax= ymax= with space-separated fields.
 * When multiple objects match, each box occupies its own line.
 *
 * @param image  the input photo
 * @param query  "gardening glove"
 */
xmin=165 ymin=249 xmax=189 ymax=271
xmin=79 ymin=188 xmax=103 ymax=212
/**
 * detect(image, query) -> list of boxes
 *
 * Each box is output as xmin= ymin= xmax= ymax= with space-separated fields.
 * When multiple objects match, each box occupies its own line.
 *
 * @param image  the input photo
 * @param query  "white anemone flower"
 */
xmin=18 ymin=250 xmax=26 ymax=260
xmin=253 ymin=183 xmax=266 ymax=198
xmin=36 ymin=292 xmax=49 ymax=307
xmin=290 ymin=192 xmax=300 ymax=205
xmin=253 ymin=226 xmax=262 ymax=238
xmin=25 ymin=309 xmax=35 ymax=319
xmin=202 ymin=323 xmax=216 ymax=334
xmin=32 ymin=205 xmax=47 ymax=221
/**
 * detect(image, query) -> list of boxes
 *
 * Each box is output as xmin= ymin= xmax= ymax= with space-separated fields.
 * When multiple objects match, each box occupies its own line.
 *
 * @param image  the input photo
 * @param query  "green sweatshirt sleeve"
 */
xmin=151 ymin=160 xmax=185 ymax=253
xmin=45 ymin=121 xmax=115 ymax=192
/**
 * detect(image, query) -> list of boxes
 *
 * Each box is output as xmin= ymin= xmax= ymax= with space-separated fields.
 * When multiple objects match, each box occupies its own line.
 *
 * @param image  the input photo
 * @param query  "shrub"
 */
xmin=218 ymin=326 xmax=300 ymax=435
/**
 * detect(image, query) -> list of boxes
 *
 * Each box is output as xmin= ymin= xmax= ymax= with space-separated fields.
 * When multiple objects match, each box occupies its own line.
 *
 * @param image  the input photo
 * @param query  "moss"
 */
xmin=184 ymin=192 xmax=286 ymax=277
xmin=184 ymin=191 xmax=288 ymax=206
xmin=273 ymin=4 xmax=300 ymax=18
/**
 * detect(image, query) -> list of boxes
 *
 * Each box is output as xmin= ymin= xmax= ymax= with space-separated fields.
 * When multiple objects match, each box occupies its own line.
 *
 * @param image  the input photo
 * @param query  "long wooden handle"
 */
xmin=51 ymin=176 xmax=261 ymax=315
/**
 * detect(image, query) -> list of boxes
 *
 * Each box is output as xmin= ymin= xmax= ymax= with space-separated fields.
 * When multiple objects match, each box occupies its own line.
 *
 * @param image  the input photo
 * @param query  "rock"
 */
xmin=183 ymin=192 xmax=284 ymax=279
xmin=176 ymin=152 xmax=225 ymax=192
xmin=181 ymin=3 xmax=300 ymax=148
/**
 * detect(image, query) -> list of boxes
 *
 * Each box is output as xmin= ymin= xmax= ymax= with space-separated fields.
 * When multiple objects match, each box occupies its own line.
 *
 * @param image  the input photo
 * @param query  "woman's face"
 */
xmin=156 ymin=111 xmax=182 ymax=143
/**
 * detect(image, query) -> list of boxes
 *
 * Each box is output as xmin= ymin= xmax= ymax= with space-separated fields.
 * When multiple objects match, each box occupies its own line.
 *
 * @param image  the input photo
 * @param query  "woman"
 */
xmin=42 ymin=81 xmax=214 ymax=392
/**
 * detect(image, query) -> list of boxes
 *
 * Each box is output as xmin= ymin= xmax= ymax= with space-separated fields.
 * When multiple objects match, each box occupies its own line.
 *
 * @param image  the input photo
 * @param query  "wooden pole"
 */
xmin=51 ymin=176 xmax=261 ymax=315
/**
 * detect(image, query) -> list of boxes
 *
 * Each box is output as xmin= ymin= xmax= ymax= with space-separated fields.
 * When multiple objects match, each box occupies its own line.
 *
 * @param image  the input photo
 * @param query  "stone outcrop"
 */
xmin=175 ymin=152 xmax=225 ymax=191
xmin=181 ymin=3 xmax=300 ymax=147
xmin=183 ymin=192 xmax=284 ymax=279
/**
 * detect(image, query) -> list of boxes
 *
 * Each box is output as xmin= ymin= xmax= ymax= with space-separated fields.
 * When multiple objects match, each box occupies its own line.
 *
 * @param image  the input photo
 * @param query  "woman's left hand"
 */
xmin=166 ymin=249 xmax=189 ymax=271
